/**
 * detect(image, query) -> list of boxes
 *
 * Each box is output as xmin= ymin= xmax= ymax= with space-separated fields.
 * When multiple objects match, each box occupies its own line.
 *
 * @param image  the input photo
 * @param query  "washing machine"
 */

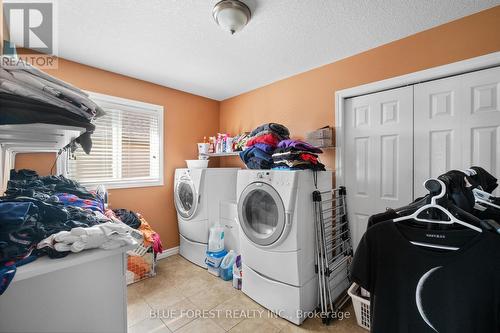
xmin=236 ymin=169 xmax=332 ymax=325
xmin=174 ymin=168 xmax=238 ymax=267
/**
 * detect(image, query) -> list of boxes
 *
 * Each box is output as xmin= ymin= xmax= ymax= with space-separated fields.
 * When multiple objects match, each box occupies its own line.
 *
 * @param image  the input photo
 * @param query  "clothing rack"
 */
xmin=313 ymin=186 xmax=353 ymax=324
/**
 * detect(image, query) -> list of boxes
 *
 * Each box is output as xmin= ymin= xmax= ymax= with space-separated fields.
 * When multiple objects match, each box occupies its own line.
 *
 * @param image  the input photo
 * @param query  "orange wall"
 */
xmin=15 ymin=152 xmax=57 ymax=176
xmin=219 ymin=6 xmax=500 ymax=170
xmin=13 ymin=58 xmax=220 ymax=249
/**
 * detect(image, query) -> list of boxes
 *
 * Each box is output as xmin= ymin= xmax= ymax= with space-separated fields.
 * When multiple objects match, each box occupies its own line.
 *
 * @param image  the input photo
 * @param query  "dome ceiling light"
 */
xmin=212 ymin=0 xmax=251 ymax=35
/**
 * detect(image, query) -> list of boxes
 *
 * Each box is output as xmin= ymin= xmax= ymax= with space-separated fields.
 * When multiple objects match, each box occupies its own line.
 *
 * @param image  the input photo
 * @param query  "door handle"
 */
xmin=285 ymin=213 xmax=292 ymax=225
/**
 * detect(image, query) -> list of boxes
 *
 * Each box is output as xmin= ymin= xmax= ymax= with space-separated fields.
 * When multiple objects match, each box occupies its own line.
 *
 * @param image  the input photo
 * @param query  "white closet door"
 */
xmin=414 ymin=74 xmax=464 ymax=197
xmin=414 ymin=67 xmax=500 ymax=197
xmin=345 ymin=86 xmax=413 ymax=249
xmin=462 ymin=67 xmax=500 ymax=191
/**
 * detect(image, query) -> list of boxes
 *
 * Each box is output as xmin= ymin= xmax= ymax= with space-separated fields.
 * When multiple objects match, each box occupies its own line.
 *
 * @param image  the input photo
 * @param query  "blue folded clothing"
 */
xmin=240 ymin=146 xmax=273 ymax=170
xmin=240 ymin=146 xmax=273 ymax=163
xmin=246 ymin=158 xmax=272 ymax=170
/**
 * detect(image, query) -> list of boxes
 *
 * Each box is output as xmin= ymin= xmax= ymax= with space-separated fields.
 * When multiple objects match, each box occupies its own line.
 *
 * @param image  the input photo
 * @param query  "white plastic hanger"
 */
xmin=473 ymin=188 xmax=500 ymax=210
xmin=393 ymin=179 xmax=482 ymax=251
xmin=472 ymin=188 xmax=500 ymax=234
xmin=461 ymin=168 xmax=478 ymax=177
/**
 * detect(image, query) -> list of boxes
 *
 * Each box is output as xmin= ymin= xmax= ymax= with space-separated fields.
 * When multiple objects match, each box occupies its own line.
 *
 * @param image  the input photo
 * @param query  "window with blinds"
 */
xmin=67 ymin=93 xmax=163 ymax=188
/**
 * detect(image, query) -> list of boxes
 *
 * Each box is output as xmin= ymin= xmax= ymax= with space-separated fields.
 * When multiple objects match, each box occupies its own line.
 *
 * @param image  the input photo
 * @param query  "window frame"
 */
xmin=64 ymin=91 xmax=164 ymax=190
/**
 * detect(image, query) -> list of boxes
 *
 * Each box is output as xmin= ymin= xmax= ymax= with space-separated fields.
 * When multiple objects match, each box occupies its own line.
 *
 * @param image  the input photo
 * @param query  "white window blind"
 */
xmin=67 ymin=93 xmax=163 ymax=188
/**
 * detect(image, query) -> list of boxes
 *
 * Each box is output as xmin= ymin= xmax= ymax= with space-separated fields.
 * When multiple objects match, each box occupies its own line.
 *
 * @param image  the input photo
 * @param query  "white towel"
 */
xmin=38 ymin=222 xmax=136 ymax=253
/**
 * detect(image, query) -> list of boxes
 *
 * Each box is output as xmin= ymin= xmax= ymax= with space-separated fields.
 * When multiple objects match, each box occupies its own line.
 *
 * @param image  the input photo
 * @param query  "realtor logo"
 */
xmin=3 ymin=0 xmax=58 ymax=68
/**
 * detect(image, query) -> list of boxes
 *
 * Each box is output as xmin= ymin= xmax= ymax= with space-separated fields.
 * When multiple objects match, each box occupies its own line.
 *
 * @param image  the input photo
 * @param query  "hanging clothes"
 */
xmin=351 ymin=221 xmax=500 ymax=333
xmin=351 ymin=172 xmax=500 ymax=332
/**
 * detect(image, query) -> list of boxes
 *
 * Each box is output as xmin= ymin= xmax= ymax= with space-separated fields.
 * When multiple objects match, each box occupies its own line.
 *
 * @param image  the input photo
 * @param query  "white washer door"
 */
xmin=175 ymin=175 xmax=198 ymax=220
xmin=238 ymin=182 xmax=287 ymax=247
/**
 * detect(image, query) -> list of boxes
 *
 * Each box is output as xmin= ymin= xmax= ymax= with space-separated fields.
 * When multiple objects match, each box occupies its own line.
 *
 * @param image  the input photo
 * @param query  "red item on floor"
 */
xmin=246 ymin=133 xmax=280 ymax=148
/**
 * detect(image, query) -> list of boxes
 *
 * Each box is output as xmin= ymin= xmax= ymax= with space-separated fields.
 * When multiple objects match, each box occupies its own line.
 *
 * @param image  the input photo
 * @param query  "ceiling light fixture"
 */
xmin=212 ymin=0 xmax=251 ymax=35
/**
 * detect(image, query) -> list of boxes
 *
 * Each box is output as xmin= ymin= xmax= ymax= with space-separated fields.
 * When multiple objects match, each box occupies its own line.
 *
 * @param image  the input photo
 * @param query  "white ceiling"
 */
xmin=56 ymin=0 xmax=500 ymax=101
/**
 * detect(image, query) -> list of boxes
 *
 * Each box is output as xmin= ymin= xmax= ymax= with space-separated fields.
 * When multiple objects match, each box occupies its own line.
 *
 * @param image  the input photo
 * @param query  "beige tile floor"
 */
xmin=127 ymin=255 xmax=367 ymax=333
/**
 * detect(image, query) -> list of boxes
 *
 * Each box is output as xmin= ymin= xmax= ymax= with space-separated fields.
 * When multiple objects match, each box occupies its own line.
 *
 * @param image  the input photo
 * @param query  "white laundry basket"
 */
xmin=126 ymin=228 xmax=156 ymax=284
xmin=347 ymin=283 xmax=371 ymax=330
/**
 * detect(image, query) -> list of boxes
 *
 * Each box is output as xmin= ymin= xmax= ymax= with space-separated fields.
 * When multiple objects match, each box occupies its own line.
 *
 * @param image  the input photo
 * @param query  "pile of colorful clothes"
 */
xmin=239 ymin=123 xmax=290 ymax=169
xmin=239 ymin=123 xmax=326 ymax=171
xmin=272 ymin=140 xmax=326 ymax=171
xmin=0 ymin=169 xmax=163 ymax=293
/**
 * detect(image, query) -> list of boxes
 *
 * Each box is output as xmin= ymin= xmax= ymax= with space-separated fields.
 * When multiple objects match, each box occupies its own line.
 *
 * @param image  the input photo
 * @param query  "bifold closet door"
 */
xmin=414 ymin=66 xmax=500 ymax=197
xmin=345 ymin=86 xmax=413 ymax=249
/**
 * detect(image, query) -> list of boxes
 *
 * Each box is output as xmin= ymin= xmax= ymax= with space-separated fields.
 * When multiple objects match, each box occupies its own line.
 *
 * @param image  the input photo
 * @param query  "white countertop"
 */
xmin=13 ymin=245 xmax=136 ymax=283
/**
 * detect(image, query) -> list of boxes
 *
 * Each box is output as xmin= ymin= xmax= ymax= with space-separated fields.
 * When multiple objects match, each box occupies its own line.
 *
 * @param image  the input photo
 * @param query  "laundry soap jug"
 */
xmin=220 ymin=250 xmax=236 ymax=281
xmin=208 ymin=225 xmax=224 ymax=252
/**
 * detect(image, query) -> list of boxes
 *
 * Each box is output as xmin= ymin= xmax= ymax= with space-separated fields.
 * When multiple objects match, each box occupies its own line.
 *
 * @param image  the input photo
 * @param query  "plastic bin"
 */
xmin=306 ymin=137 xmax=334 ymax=148
xmin=306 ymin=126 xmax=333 ymax=139
xmin=126 ymin=229 xmax=156 ymax=285
xmin=347 ymin=283 xmax=371 ymax=330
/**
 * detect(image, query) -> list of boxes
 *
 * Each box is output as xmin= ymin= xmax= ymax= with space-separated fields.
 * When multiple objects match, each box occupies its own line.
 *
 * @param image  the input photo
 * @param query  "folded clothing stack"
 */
xmin=0 ymin=56 xmax=104 ymax=120
xmin=0 ymin=57 xmax=105 ymax=154
xmin=240 ymin=123 xmax=290 ymax=169
xmin=272 ymin=140 xmax=326 ymax=171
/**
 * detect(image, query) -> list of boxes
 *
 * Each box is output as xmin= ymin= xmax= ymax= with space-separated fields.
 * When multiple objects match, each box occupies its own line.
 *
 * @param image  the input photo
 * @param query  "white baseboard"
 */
xmin=157 ymin=246 xmax=179 ymax=260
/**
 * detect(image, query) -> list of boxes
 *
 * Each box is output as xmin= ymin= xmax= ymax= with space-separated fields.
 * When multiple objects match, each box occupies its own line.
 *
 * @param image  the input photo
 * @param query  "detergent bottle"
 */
xmin=208 ymin=224 xmax=224 ymax=252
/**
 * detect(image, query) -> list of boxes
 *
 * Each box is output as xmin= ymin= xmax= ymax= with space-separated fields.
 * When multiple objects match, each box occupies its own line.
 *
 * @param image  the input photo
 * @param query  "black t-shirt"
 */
xmin=351 ymin=220 xmax=500 ymax=333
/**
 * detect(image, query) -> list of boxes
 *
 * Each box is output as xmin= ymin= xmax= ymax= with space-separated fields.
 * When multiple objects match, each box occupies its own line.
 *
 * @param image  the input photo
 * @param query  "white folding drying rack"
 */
xmin=313 ymin=186 xmax=353 ymax=324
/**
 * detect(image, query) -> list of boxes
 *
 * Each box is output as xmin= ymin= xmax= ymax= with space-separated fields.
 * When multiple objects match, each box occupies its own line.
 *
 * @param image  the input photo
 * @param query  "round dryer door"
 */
xmin=238 ymin=182 xmax=286 ymax=246
xmin=175 ymin=177 xmax=198 ymax=219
